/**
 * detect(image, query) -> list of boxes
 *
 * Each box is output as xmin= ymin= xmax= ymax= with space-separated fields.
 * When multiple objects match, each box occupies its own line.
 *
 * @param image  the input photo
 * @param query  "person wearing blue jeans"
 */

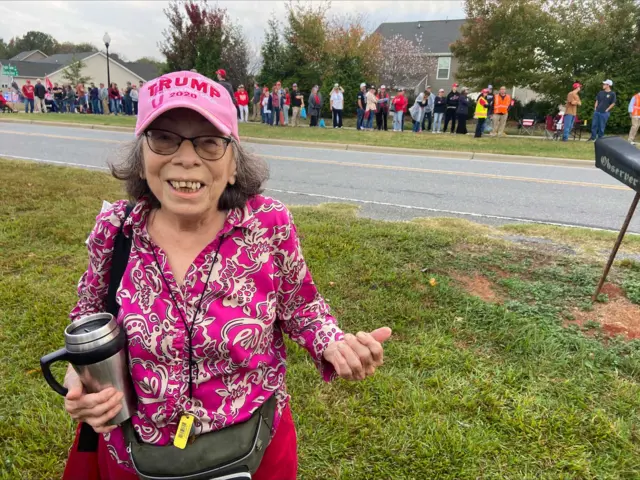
xmin=357 ymin=108 xmax=365 ymax=130
xmin=356 ymin=83 xmax=367 ymax=130
xmin=394 ymin=111 xmax=404 ymax=131
xmin=562 ymin=82 xmax=581 ymax=141
xmin=24 ymin=97 xmax=34 ymax=113
xmin=588 ymin=79 xmax=616 ymax=140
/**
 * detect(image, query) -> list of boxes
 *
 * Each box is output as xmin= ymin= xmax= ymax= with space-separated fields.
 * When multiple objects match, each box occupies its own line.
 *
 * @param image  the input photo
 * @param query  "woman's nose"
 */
xmin=172 ymin=140 xmax=201 ymax=168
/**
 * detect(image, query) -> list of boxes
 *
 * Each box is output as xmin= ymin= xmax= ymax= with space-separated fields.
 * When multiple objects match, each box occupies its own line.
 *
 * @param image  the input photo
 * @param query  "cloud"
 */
xmin=0 ymin=0 xmax=464 ymax=61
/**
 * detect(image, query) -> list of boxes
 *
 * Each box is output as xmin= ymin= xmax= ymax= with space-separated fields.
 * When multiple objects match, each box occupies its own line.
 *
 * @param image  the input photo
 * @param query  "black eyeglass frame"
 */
xmin=143 ymin=128 xmax=232 ymax=161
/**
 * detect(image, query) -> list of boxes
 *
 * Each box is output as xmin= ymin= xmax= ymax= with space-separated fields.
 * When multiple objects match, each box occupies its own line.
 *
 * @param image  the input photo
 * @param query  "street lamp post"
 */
xmin=103 ymin=32 xmax=111 ymax=88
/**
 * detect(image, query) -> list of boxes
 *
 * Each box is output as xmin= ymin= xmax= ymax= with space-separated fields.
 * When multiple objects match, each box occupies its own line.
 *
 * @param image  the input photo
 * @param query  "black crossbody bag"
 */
xmin=100 ymin=204 xmax=277 ymax=480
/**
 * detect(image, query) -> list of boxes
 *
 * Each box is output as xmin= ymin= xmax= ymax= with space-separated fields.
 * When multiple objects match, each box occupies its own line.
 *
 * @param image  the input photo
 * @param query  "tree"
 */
xmin=220 ymin=23 xmax=251 ymax=87
xmin=279 ymin=1 xmax=330 ymax=92
xmin=258 ymin=17 xmax=285 ymax=87
xmin=56 ymin=41 xmax=98 ymax=54
xmin=12 ymin=31 xmax=58 ymax=55
xmin=160 ymin=0 xmax=249 ymax=84
xmin=451 ymin=0 xmax=554 ymax=91
xmin=451 ymin=0 xmax=640 ymax=132
xmin=0 ymin=38 xmax=9 ymax=59
xmin=322 ymin=16 xmax=382 ymax=115
xmin=375 ymin=33 xmax=437 ymax=90
xmin=61 ymin=56 xmax=91 ymax=85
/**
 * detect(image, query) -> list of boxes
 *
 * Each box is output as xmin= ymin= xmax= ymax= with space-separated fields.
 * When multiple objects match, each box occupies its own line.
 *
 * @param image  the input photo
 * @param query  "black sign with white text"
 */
xmin=595 ymin=137 xmax=640 ymax=192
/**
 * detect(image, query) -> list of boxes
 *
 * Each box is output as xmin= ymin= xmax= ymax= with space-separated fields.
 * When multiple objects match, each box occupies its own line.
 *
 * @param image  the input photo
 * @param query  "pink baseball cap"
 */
xmin=135 ymin=71 xmax=239 ymax=141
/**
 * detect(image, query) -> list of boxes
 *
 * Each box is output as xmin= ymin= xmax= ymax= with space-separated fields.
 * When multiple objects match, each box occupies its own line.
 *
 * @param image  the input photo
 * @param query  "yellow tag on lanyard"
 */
xmin=174 ymin=414 xmax=195 ymax=450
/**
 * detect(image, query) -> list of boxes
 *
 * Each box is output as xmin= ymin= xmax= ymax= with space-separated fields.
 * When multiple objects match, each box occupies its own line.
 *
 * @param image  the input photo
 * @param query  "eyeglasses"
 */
xmin=144 ymin=129 xmax=231 ymax=161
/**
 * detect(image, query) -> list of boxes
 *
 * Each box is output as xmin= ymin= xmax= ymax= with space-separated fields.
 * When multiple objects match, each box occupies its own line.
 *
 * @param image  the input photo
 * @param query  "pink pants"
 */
xmin=63 ymin=405 xmax=298 ymax=480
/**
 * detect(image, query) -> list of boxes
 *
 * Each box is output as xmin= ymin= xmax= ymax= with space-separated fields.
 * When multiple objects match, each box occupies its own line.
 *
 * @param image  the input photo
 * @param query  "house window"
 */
xmin=437 ymin=56 xmax=451 ymax=80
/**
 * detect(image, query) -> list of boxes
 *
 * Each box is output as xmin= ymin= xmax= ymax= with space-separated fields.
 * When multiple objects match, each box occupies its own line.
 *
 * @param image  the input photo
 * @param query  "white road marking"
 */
xmin=0 ymin=154 xmax=109 ymax=170
xmin=0 ymin=153 xmax=632 ymax=233
xmin=265 ymin=187 xmax=632 ymax=233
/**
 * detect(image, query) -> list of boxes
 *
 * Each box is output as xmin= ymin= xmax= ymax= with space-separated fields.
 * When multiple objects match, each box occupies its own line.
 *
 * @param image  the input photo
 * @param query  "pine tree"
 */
xmin=258 ymin=17 xmax=285 ymax=86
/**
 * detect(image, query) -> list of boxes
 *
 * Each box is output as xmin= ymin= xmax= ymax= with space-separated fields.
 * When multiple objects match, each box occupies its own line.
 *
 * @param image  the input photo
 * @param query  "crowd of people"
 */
xmin=0 ymin=78 xmax=145 ymax=115
xmin=3 ymin=70 xmax=640 ymax=145
xmin=229 ymin=79 xmax=516 ymax=139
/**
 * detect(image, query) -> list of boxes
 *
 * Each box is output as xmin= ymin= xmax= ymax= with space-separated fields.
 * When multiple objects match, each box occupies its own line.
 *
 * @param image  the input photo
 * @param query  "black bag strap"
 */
xmin=106 ymin=203 xmax=134 ymax=319
xmin=77 ymin=202 xmax=134 ymax=452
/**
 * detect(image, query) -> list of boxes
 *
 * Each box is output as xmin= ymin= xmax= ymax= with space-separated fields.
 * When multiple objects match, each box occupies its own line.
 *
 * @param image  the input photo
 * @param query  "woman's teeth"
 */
xmin=169 ymin=180 xmax=202 ymax=192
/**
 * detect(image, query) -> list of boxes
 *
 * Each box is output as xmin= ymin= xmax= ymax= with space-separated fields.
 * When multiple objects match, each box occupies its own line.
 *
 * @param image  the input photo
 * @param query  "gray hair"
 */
xmin=110 ymin=136 xmax=269 ymax=211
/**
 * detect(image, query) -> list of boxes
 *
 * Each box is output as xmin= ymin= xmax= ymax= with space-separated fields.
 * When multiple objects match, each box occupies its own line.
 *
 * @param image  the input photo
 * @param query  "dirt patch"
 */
xmin=600 ymin=283 xmax=625 ymax=299
xmin=451 ymin=272 xmax=502 ymax=303
xmin=567 ymin=283 xmax=640 ymax=340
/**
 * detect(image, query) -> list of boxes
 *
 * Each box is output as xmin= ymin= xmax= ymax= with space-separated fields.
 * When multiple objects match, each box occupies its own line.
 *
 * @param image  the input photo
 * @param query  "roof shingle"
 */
xmin=375 ymin=19 xmax=466 ymax=54
xmin=0 ymin=59 xmax=60 ymax=78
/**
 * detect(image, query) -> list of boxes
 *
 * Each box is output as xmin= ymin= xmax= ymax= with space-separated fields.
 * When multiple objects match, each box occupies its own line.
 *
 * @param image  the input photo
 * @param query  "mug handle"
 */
xmin=40 ymin=348 xmax=70 ymax=396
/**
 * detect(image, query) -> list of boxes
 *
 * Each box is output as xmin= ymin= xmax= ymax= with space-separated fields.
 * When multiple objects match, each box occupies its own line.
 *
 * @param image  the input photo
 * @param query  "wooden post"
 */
xmin=592 ymin=191 xmax=640 ymax=301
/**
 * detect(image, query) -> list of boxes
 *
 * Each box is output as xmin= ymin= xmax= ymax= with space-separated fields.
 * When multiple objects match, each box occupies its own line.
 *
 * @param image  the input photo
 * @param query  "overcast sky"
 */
xmin=0 ymin=1 xmax=465 ymax=62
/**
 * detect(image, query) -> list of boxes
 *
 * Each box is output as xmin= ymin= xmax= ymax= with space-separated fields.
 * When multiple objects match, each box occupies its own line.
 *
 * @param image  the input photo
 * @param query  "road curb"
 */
xmin=0 ymin=117 xmax=134 ymax=132
xmin=0 ymin=117 xmax=591 ymax=167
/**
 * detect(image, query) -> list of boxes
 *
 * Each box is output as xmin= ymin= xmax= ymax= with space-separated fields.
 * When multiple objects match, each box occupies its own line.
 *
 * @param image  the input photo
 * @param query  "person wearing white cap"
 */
xmin=588 ymin=79 xmax=616 ymax=140
xmin=330 ymin=83 xmax=344 ymax=128
xmin=357 ymin=82 xmax=367 ymax=130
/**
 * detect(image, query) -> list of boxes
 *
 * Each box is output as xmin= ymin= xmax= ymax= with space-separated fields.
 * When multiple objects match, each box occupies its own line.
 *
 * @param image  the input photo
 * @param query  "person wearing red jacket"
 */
xmin=22 ymin=80 xmax=35 ymax=113
xmin=392 ymin=88 xmax=407 ymax=132
xmin=108 ymin=83 xmax=121 ymax=115
xmin=234 ymin=85 xmax=250 ymax=122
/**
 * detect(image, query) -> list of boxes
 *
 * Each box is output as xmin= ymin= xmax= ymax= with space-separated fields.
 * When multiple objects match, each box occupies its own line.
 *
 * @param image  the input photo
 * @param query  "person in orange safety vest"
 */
xmin=492 ymin=86 xmax=511 ymax=137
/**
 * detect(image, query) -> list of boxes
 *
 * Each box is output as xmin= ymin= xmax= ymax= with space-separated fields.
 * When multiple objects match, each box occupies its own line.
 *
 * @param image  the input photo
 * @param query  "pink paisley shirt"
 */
xmin=70 ymin=194 xmax=344 ymax=471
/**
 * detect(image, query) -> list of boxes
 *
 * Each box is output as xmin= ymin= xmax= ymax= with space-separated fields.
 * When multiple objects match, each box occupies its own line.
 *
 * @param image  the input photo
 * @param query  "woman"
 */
xmin=260 ymin=87 xmax=269 ymax=124
xmin=283 ymin=87 xmax=291 ymax=125
xmin=308 ymin=86 xmax=322 ymax=127
xmin=474 ymin=88 xmax=489 ymax=138
xmin=432 ymin=89 xmax=446 ymax=133
xmin=376 ymin=85 xmax=390 ymax=131
xmin=61 ymin=71 xmax=391 ymax=480
xmin=330 ymin=84 xmax=344 ymax=129
xmin=262 ymin=86 xmax=272 ymax=125
xmin=455 ymin=87 xmax=469 ymax=135
xmin=392 ymin=88 xmax=407 ymax=132
xmin=365 ymin=86 xmax=377 ymax=130
xmin=233 ymin=85 xmax=249 ymax=123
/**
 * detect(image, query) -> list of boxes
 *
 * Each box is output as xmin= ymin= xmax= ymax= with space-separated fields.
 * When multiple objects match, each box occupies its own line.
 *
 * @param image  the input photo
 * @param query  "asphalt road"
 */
xmin=1 ymin=122 xmax=639 ymax=233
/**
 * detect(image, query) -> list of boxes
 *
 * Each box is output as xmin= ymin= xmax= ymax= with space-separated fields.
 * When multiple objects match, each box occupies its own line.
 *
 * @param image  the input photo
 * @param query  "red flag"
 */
xmin=45 ymin=77 xmax=53 ymax=89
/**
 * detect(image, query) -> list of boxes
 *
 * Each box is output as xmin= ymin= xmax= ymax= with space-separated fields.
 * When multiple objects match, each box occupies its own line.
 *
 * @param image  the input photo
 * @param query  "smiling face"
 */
xmin=141 ymin=108 xmax=236 ymax=219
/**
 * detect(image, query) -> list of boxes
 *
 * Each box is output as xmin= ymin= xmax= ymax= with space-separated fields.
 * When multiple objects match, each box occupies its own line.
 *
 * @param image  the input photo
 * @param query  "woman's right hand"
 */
xmin=64 ymin=366 xmax=123 ymax=433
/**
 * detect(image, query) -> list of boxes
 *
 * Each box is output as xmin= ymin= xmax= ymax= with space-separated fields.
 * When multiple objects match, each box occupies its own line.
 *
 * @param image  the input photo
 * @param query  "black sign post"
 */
xmin=592 ymin=137 xmax=640 ymax=300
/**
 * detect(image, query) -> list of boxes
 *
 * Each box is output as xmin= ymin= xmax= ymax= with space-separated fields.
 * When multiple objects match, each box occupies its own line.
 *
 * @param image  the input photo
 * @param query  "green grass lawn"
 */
xmin=1 ymin=159 xmax=640 ymax=479
xmin=0 ymin=113 xmax=596 ymax=160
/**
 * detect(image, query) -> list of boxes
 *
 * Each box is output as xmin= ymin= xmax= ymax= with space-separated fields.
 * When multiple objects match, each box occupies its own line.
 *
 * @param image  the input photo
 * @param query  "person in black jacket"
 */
xmin=34 ymin=79 xmax=46 ymax=114
xmin=216 ymin=69 xmax=235 ymax=103
xmin=444 ymin=83 xmax=460 ymax=133
xmin=455 ymin=88 xmax=469 ymax=135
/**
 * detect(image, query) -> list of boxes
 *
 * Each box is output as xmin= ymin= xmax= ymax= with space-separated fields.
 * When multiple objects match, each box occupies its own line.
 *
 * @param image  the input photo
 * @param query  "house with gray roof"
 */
xmin=10 ymin=50 xmax=48 ymax=62
xmin=375 ymin=18 xmax=540 ymax=103
xmin=375 ymin=19 xmax=465 ymax=94
xmin=1 ymin=50 xmax=161 ymax=95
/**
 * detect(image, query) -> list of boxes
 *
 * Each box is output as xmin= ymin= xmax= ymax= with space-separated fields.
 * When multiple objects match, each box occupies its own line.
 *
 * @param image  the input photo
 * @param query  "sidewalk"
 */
xmin=0 ymin=117 xmax=592 ymax=168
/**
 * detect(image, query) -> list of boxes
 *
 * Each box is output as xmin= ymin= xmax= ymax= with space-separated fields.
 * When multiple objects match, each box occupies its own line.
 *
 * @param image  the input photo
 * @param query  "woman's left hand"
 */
xmin=323 ymin=327 xmax=392 ymax=381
